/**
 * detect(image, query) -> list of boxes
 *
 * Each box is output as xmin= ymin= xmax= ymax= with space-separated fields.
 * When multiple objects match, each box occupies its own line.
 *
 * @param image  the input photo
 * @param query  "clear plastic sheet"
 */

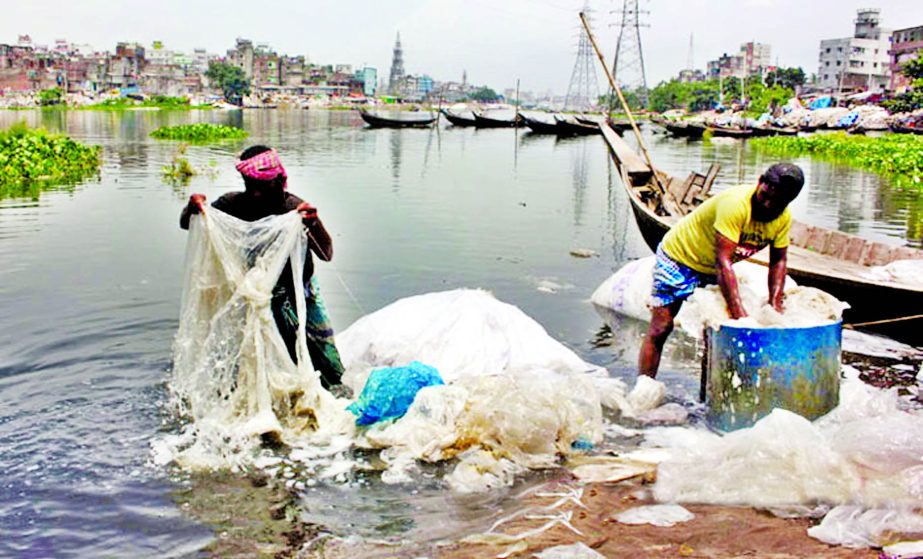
xmin=651 ymin=367 xmax=923 ymax=547
xmin=338 ymin=289 xmax=605 ymax=391
xmin=167 ymin=209 xmax=353 ymax=469
xmin=613 ymin=504 xmax=695 ymax=527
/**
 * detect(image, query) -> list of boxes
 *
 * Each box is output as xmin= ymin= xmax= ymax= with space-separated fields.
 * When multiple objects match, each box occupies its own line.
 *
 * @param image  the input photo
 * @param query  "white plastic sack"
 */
xmin=613 ymin=504 xmax=694 ymax=527
xmin=167 ymin=209 xmax=353 ymax=469
xmin=590 ymin=256 xmax=655 ymax=322
xmin=338 ymin=289 xmax=605 ymax=391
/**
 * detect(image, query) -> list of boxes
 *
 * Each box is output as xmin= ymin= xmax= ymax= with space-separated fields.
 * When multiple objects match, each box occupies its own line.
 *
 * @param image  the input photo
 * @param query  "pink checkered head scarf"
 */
xmin=235 ymin=148 xmax=288 ymax=190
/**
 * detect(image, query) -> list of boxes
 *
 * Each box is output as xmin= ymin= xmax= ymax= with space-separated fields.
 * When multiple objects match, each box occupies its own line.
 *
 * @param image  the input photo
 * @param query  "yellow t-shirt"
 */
xmin=661 ymin=183 xmax=791 ymax=274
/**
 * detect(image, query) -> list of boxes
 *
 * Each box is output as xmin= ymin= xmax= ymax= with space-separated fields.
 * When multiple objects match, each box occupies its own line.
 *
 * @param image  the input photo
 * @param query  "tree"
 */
xmin=469 ymin=86 xmax=499 ymax=102
xmin=881 ymin=54 xmax=923 ymax=113
xmin=38 ymin=87 xmax=63 ymax=106
xmin=205 ymin=62 xmax=251 ymax=106
xmin=765 ymin=67 xmax=806 ymax=90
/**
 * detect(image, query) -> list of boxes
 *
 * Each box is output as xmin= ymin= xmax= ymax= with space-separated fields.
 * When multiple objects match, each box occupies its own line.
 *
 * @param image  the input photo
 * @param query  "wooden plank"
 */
xmin=600 ymin=124 xmax=652 ymax=181
xmin=826 ymin=231 xmax=850 ymax=259
xmin=790 ymin=221 xmax=811 ymax=247
xmin=863 ymin=241 xmax=895 ymax=266
xmin=892 ymin=246 xmax=923 ymax=262
xmin=700 ymin=163 xmax=721 ymax=199
xmin=806 ymin=227 xmax=831 ymax=253
xmin=843 ymin=237 xmax=866 ymax=263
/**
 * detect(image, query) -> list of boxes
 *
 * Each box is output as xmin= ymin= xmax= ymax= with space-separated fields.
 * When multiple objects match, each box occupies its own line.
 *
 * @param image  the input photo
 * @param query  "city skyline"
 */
xmin=4 ymin=0 xmax=923 ymax=95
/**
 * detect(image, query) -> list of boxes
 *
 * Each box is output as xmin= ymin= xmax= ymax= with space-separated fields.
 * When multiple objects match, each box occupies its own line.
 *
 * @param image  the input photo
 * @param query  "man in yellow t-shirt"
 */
xmin=639 ymin=163 xmax=805 ymax=378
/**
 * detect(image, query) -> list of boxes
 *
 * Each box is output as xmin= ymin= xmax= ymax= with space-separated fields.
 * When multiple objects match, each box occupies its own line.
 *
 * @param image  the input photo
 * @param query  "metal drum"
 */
xmin=704 ymin=322 xmax=841 ymax=432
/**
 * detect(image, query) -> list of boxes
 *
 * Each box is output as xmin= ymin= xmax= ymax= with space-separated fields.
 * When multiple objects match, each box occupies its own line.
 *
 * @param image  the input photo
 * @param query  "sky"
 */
xmin=3 ymin=0 xmax=923 ymax=95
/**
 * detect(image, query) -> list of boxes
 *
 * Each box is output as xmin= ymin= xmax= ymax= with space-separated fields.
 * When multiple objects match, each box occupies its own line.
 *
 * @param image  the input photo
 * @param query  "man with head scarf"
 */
xmin=638 ymin=162 xmax=806 ymax=379
xmin=180 ymin=145 xmax=347 ymax=393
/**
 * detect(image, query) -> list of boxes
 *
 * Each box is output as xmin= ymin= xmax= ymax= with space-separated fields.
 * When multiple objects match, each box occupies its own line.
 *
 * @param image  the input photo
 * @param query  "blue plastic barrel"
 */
xmin=704 ymin=322 xmax=841 ymax=432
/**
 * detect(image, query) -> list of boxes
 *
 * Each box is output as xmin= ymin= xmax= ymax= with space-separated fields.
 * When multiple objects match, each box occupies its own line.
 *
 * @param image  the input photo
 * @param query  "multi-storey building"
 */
xmin=817 ymin=9 xmax=890 ymax=93
xmin=889 ymin=24 xmax=923 ymax=92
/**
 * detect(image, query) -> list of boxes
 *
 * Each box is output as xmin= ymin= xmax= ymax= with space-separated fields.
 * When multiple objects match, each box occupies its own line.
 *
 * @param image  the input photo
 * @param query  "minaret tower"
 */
xmin=388 ymin=32 xmax=405 ymax=95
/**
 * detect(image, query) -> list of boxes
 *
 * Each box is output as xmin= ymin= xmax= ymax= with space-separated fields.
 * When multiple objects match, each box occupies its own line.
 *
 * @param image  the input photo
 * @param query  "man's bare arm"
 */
xmin=715 ymin=233 xmax=747 ymax=319
xmin=768 ymin=245 xmax=787 ymax=312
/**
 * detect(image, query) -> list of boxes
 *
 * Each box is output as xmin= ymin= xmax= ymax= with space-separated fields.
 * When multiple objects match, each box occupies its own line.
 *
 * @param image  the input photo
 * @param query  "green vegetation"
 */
xmin=752 ymin=132 xmax=923 ymax=188
xmin=0 ymin=122 xmax=101 ymax=199
xmin=648 ymin=75 xmax=794 ymax=115
xmin=881 ymin=55 xmax=923 ymax=113
xmin=206 ymin=61 xmax=251 ymax=106
xmin=80 ymin=95 xmax=207 ymax=110
xmin=151 ymin=123 xmax=248 ymax=142
xmin=162 ymin=144 xmax=196 ymax=185
xmin=469 ymin=86 xmax=499 ymax=102
xmin=763 ymin=67 xmax=806 ymax=91
xmin=38 ymin=87 xmax=64 ymax=106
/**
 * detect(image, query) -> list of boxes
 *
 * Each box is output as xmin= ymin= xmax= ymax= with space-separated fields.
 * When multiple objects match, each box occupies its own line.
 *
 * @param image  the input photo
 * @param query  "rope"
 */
xmin=845 ymin=313 xmax=923 ymax=328
xmin=306 ymin=228 xmax=367 ymax=316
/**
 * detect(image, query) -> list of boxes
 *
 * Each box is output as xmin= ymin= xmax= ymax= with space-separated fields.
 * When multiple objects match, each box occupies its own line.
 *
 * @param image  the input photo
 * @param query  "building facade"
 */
xmin=889 ymin=24 xmax=923 ymax=92
xmin=817 ymin=9 xmax=890 ymax=93
xmin=707 ymin=42 xmax=771 ymax=79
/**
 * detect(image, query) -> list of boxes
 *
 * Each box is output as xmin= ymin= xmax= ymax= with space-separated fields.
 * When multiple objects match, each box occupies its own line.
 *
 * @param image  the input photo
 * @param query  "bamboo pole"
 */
xmin=579 ymin=11 xmax=667 ymax=196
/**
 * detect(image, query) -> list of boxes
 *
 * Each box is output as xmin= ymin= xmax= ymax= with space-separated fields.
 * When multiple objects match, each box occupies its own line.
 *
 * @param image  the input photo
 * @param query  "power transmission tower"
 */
xmin=564 ymin=3 xmax=600 ymax=113
xmin=611 ymin=0 xmax=649 ymax=107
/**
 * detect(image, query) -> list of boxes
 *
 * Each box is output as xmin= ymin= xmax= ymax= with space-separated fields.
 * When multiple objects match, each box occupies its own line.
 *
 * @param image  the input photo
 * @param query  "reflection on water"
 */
xmin=0 ymin=109 xmax=920 ymax=556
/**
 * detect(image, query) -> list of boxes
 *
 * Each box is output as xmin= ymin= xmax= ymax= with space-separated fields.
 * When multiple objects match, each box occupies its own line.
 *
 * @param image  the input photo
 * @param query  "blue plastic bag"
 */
xmin=346 ymin=361 xmax=445 ymax=426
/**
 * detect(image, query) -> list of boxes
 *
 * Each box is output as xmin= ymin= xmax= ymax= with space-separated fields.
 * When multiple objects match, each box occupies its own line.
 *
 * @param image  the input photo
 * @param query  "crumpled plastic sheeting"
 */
xmin=866 ymin=259 xmax=923 ymax=286
xmin=364 ymin=370 xmax=605 ymax=491
xmin=807 ymin=506 xmax=923 ymax=548
xmin=533 ymin=542 xmax=606 ymax=559
xmin=678 ymin=285 xmax=846 ymax=336
xmin=651 ymin=367 xmax=923 ymax=546
xmin=614 ymin=504 xmax=694 ymax=527
xmin=167 ymin=209 xmax=354 ymax=469
xmin=338 ymin=289 xmax=606 ymax=391
xmin=590 ymin=257 xmax=798 ymax=332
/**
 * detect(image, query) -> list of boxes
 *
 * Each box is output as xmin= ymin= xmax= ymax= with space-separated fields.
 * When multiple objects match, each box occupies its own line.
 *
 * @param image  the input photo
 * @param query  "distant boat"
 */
xmin=576 ymin=114 xmax=633 ymax=133
xmin=473 ymin=110 xmax=522 ymax=128
xmin=441 ymin=108 xmax=476 ymax=126
xmin=554 ymin=114 xmax=599 ymax=136
xmin=521 ymin=113 xmax=560 ymax=134
xmin=708 ymin=125 xmax=754 ymax=139
xmin=890 ymin=124 xmax=923 ymax=135
xmin=358 ymin=109 xmax=436 ymax=128
xmin=663 ymin=121 xmax=706 ymax=138
xmin=750 ymin=124 xmax=798 ymax=137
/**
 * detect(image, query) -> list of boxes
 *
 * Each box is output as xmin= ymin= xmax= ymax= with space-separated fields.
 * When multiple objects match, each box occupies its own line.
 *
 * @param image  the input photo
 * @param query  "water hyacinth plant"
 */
xmin=751 ymin=132 xmax=923 ymax=188
xmin=0 ymin=122 xmax=102 ymax=199
xmin=150 ymin=123 xmax=248 ymax=143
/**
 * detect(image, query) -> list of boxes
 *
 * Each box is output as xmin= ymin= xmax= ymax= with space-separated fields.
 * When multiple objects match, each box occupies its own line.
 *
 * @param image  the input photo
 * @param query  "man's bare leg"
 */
xmin=639 ymin=300 xmax=684 ymax=378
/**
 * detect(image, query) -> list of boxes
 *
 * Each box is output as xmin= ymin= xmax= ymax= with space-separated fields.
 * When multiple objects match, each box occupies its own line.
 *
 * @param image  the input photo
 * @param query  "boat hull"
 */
xmin=358 ymin=110 xmax=436 ymax=128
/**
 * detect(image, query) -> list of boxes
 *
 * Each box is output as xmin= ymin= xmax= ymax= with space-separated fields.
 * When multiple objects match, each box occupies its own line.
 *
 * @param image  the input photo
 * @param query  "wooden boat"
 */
xmin=598 ymin=121 xmax=923 ymax=343
xmin=750 ymin=125 xmax=798 ymax=137
xmin=663 ymin=121 xmax=706 ymax=139
xmin=441 ymin=109 xmax=476 ymax=127
xmin=890 ymin=124 xmax=923 ymax=135
xmin=708 ymin=125 xmax=754 ymax=139
xmin=473 ymin=111 xmax=522 ymax=128
xmin=358 ymin=109 xmax=436 ymax=128
xmin=555 ymin=114 xmax=600 ymax=136
xmin=521 ymin=113 xmax=560 ymax=134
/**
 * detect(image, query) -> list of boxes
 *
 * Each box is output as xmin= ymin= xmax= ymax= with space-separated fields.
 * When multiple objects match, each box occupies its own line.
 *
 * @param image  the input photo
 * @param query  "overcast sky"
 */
xmin=4 ymin=0 xmax=923 ymax=95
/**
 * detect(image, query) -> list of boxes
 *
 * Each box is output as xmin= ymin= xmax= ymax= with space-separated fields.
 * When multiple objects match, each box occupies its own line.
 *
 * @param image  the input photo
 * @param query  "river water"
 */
xmin=0 ymin=109 xmax=920 ymax=557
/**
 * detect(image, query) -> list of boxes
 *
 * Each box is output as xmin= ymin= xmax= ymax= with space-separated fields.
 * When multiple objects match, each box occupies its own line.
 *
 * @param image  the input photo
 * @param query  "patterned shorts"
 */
xmin=650 ymin=244 xmax=716 ymax=308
